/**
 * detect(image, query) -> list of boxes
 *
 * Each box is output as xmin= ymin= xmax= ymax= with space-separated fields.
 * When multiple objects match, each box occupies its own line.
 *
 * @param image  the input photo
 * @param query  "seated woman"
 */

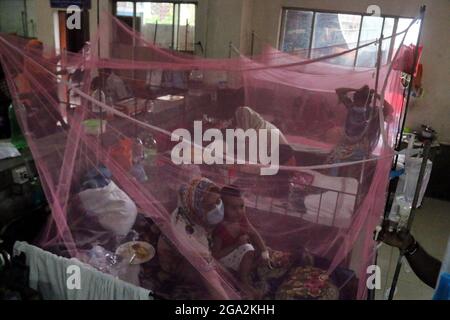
xmin=153 ymin=179 xmax=343 ymax=300
xmin=155 ymin=177 xmax=231 ymax=299
xmin=327 ymin=85 xmax=393 ymax=177
xmin=211 ymin=185 xmax=271 ymax=299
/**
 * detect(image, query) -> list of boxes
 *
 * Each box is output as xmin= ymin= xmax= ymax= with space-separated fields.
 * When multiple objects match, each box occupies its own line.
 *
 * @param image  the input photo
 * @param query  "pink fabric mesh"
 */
xmin=0 ymin=13 xmax=420 ymax=300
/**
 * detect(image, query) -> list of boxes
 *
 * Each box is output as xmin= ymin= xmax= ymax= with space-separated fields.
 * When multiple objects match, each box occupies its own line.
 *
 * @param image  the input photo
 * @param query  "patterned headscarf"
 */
xmin=178 ymin=177 xmax=218 ymax=221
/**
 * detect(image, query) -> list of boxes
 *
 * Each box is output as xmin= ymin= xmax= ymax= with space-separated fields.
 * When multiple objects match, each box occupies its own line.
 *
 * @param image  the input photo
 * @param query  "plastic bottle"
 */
xmin=387 ymin=196 xmax=401 ymax=232
xmin=132 ymin=138 xmax=145 ymax=164
xmin=88 ymin=245 xmax=108 ymax=271
xmin=396 ymin=195 xmax=412 ymax=231
xmin=402 ymin=133 xmax=417 ymax=203
xmin=403 ymin=158 xmax=420 ymax=202
xmin=142 ymin=134 xmax=158 ymax=164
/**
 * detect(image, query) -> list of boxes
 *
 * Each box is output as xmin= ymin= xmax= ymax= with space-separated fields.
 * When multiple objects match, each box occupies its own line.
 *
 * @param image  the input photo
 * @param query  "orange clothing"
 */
xmin=109 ymin=138 xmax=133 ymax=171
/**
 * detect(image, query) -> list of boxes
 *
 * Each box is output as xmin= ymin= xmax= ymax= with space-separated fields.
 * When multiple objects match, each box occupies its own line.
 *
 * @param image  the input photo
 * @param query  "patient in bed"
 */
xmin=327 ymin=85 xmax=393 ymax=176
xmin=211 ymin=185 xmax=270 ymax=299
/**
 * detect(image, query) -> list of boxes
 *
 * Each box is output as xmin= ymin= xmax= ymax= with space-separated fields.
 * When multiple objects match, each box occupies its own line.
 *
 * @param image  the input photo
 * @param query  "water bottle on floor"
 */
xmin=8 ymin=104 xmax=27 ymax=150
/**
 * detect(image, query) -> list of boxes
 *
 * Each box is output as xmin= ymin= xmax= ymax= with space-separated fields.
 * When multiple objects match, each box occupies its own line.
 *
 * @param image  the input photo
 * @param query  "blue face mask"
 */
xmin=206 ymin=200 xmax=224 ymax=225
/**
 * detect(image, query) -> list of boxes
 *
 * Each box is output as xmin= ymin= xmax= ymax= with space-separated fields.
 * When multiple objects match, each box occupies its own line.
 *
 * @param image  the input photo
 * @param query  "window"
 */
xmin=312 ymin=13 xmax=362 ymax=66
xmin=280 ymin=8 xmax=421 ymax=67
xmin=115 ymin=1 xmax=196 ymax=52
xmin=280 ymin=10 xmax=313 ymax=52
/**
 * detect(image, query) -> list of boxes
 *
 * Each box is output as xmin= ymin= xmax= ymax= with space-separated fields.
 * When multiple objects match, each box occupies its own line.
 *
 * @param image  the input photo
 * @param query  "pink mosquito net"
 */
xmin=0 ymin=12 xmax=421 ymax=300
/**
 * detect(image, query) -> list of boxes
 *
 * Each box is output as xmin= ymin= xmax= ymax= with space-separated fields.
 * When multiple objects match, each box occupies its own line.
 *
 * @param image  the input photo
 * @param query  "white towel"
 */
xmin=13 ymin=241 xmax=151 ymax=300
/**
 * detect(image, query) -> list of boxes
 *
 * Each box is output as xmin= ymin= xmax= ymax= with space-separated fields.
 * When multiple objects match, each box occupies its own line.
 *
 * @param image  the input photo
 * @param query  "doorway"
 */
xmin=57 ymin=10 xmax=90 ymax=53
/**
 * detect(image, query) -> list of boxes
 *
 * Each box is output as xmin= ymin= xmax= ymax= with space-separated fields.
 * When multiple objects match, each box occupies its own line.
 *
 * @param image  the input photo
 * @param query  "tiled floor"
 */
xmin=375 ymin=198 xmax=450 ymax=300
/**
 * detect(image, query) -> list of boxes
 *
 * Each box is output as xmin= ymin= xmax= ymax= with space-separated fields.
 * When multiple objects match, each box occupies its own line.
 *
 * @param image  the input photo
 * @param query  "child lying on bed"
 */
xmin=211 ymin=185 xmax=271 ymax=299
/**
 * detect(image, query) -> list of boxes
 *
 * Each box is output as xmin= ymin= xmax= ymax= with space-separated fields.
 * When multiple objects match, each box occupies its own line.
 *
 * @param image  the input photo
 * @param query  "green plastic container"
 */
xmin=8 ymin=104 xmax=27 ymax=150
xmin=83 ymin=119 xmax=106 ymax=136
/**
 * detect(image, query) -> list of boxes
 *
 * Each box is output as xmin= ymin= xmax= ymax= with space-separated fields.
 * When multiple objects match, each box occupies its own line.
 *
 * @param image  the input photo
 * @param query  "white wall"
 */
xmin=34 ymin=1 xmax=55 ymax=49
xmin=250 ymin=0 xmax=450 ymax=143
xmin=240 ymin=0 xmax=254 ymax=55
xmin=26 ymin=0 xmax=37 ymax=38
xmin=0 ymin=0 xmax=36 ymax=37
xmin=203 ymin=0 xmax=246 ymax=58
xmin=0 ymin=0 xmax=24 ymax=35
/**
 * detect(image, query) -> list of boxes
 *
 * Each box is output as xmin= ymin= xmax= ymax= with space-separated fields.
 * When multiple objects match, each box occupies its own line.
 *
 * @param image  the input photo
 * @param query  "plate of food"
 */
xmin=115 ymin=241 xmax=155 ymax=265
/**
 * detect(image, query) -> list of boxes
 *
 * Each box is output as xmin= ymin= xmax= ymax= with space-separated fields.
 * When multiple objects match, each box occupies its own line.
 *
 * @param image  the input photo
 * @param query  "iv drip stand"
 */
xmin=386 ymin=6 xmax=427 ymax=300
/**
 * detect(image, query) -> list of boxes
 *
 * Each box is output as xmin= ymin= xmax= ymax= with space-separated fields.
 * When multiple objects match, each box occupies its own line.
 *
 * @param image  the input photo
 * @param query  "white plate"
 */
xmin=115 ymin=241 xmax=155 ymax=265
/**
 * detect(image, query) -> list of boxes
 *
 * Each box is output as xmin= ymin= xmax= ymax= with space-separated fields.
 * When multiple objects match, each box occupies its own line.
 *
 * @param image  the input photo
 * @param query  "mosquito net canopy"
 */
xmin=0 ymin=12 xmax=421 ymax=300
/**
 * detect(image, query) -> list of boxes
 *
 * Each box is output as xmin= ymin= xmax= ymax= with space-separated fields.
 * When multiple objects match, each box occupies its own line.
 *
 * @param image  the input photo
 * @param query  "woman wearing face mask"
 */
xmin=156 ymin=177 xmax=230 ymax=299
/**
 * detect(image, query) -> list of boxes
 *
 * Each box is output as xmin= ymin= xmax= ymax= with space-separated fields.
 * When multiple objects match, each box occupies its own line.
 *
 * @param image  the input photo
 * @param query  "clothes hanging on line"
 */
xmin=13 ymin=241 xmax=152 ymax=300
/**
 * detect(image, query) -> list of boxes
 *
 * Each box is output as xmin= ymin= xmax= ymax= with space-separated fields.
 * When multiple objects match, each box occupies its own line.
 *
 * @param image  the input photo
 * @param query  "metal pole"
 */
xmin=132 ymin=2 xmax=137 ymax=137
xmin=387 ymin=18 xmax=399 ymax=64
xmin=307 ymin=12 xmax=316 ymax=59
xmin=385 ymin=6 xmax=426 ymax=216
xmin=250 ymin=30 xmax=255 ymax=57
xmin=185 ymin=19 xmax=189 ymax=52
xmin=97 ymin=0 xmax=100 ymax=57
xmin=97 ymin=0 xmax=104 ymax=151
xmin=386 ymin=6 xmax=427 ymax=300
xmin=395 ymin=6 xmax=426 ymax=152
xmin=23 ymin=0 xmax=29 ymax=37
xmin=154 ymin=21 xmax=158 ymax=45
xmin=353 ymin=16 xmax=364 ymax=67
xmin=171 ymin=4 xmax=176 ymax=49
xmin=407 ymin=140 xmax=432 ymax=229
xmin=373 ymin=35 xmax=383 ymax=107
xmin=368 ymin=28 xmax=386 ymax=301
xmin=362 ymin=33 xmax=383 ymax=193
